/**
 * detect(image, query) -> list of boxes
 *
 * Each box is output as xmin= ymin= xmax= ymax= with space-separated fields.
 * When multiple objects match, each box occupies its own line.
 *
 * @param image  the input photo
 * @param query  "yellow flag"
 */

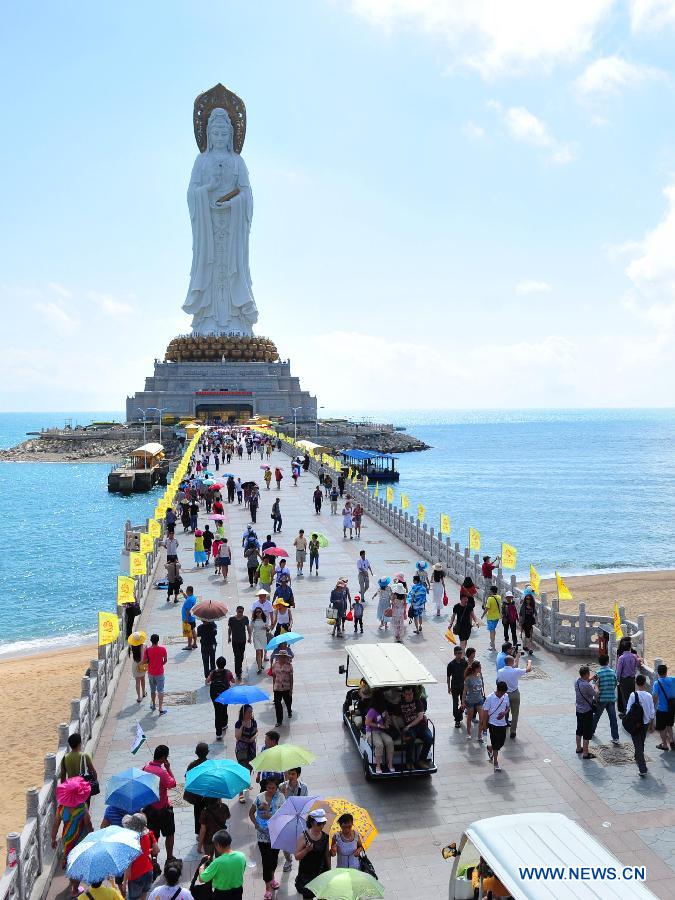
xmin=440 ymin=513 xmax=451 ymax=536
xmin=417 ymin=503 xmax=426 ymax=522
xmin=613 ymin=603 xmax=623 ymax=640
xmin=529 ymin=564 xmax=541 ymax=595
xmin=401 ymin=494 xmax=409 ymax=510
xmin=148 ymin=518 xmax=161 ymax=538
xmin=501 ymin=543 xmax=517 ymax=570
xmin=469 ymin=527 xmax=481 ymax=552
xmin=117 ymin=575 xmax=135 ymax=605
xmin=386 ymin=486 xmax=395 ymax=504
xmin=98 ymin=611 xmax=120 ymax=646
xmin=129 ymin=552 xmax=147 ymax=576
xmin=374 ymin=483 xmax=380 ymax=498
xmin=140 ymin=532 xmax=153 ymax=553
xmin=555 ymin=571 xmax=573 ymax=600
xmin=348 ymin=467 xmax=353 ymax=480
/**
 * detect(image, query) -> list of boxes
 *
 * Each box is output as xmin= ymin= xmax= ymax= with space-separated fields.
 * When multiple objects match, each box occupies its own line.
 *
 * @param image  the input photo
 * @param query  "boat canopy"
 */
xmin=131 ymin=443 xmax=164 ymax=461
xmin=340 ymin=449 xmax=398 ymax=461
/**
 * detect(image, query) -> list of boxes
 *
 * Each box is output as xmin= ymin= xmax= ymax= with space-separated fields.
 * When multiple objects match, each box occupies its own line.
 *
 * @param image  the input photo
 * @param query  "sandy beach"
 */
xmin=0 ymin=643 xmax=96 ymax=839
xmin=539 ymin=570 xmax=675 ymax=664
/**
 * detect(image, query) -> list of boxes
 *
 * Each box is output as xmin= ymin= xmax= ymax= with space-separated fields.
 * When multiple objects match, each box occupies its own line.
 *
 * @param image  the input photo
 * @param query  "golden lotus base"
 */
xmin=165 ymin=334 xmax=279 ymax=363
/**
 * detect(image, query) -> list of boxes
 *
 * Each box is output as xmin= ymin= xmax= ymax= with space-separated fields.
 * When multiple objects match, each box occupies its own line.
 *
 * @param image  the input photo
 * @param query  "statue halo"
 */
xmin=193 ymin=83 xmax=246 ymax=154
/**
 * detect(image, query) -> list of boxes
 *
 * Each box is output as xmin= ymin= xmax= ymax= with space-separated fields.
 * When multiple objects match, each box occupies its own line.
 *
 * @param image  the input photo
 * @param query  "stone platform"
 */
xmin=126 ymin=357 xmax=316 ymax=423
xmin=46 ymin=447 xmax=675 ymax=900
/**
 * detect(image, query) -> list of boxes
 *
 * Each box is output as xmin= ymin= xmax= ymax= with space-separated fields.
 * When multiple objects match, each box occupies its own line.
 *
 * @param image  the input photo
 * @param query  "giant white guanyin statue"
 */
xmin=183 ymin=87 xmax=258 ymax=336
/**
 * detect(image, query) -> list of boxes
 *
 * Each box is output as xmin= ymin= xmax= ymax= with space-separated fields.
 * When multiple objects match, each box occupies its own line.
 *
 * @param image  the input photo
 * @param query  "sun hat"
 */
xmin=416 ymin=561 xmax=429 ymax=570
xmin=311 ymin=807 xmax=328 ymax=823
xmin=195 ymin=529 xmax=203 ymax=536
xmin=505 ymin=591 xmax=514 ymax=598
xmin=122 ymin=812 xmax=148 ymax=833
xmin=378 ymin=577 xmax=391 ymax=588
xmin=395 ymin=572 xmax=405 ymax=582
xmin=432 ymin=563 xmax=444 ymax=572
xmin=128 ymin=630 xmax=147 ymax=647
xmin=353 ymin=594 xmax=361 ymax=602
xmin=256 ymin=589 xmax=270 ymax=597
xmin=56 ymin=776 xmax=91 ymax=808
xmin=391 ymin=583 xmax=406 ymax=596
xmin=273 ymin=599 xmax=290 ymax=608
xmin=340 ymin=576 xmax=349 ymax=583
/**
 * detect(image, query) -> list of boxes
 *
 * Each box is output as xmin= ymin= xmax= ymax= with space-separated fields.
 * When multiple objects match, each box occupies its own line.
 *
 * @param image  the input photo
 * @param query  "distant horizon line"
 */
xmin=3 ymin=406 xmax=675 ymax=415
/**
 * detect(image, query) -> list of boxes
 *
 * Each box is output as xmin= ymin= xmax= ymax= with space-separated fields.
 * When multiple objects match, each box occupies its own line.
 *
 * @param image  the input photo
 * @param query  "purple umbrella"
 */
xmin=268 ymin=795 xmax=323 ymax=853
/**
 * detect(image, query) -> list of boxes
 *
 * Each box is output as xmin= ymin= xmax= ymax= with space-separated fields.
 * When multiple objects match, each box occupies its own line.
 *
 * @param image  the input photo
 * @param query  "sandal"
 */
xmin=656 ymin=744 xmax=669 ymax=750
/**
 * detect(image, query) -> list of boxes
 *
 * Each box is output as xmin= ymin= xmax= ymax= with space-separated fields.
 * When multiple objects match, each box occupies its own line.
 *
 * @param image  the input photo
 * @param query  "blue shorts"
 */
xmin=148 ymin=674 xmax=165 ymax=693
xmin=127 ymin=871 xmax=153 ymax=900
xmin=487 ymin=619 xmax=498 ymax=632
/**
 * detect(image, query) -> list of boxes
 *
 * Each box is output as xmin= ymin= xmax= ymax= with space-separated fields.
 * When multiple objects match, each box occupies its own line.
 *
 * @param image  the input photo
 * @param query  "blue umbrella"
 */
xmin=66 ymin=826 xmax=141 ymax=882
xmin=215 ymin=685 xmax=270 ymax=705
xmin=266 ymin=631 xmax=304 ymax=651
xmin=184 ymin=759 xmax=251 ymax=799
xmin=105 ymin=768 xmax=160 ymax=813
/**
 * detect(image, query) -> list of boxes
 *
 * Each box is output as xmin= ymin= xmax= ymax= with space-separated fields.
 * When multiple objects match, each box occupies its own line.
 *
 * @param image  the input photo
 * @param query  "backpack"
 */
xmin=622 ymin=691 xmax=644 ymax=735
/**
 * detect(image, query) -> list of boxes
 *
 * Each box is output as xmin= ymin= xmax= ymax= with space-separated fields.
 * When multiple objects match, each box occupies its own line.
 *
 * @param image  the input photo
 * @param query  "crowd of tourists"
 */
xmin=52 ymin=425 xmax=672 ymax=900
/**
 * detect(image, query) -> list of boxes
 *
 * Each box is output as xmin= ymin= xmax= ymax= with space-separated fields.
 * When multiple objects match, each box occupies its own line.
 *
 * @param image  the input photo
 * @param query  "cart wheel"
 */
xmin=363 ymin=753 xmax=373 ymax=781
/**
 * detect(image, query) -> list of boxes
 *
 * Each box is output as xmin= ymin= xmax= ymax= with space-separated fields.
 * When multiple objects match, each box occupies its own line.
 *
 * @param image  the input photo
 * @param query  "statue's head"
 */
xmin=207 ymin=108 xmax=234 ymax=152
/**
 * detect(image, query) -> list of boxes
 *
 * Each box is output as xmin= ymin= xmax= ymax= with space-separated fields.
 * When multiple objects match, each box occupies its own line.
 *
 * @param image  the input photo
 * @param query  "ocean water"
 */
xmin=0 ymin=412 xmax=159 ymax=654
xmin=2 ymin=409 xmax=675 ymax=653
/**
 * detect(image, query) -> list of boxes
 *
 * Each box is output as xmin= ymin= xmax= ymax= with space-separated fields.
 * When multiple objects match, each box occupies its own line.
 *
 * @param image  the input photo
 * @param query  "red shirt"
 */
xmin=144 ymin=644 xmax=167 ymax=677
xmin=142 ymin=761 xmax=176 ymax=809
xmin=128 ymin=831 xmax=154 ymax=880
xmin=481 ymin=562 xmax=495 ymax=579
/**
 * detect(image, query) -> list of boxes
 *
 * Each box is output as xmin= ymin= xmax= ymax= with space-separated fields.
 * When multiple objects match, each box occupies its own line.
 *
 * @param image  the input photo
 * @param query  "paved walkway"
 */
xmin=49 ymin=447 xmax=675 ymax=899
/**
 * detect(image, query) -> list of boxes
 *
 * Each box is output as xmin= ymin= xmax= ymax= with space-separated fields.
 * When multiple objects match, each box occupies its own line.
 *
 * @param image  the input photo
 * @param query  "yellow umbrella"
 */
xmin=323 ymin=799 xmax=377 ymax=850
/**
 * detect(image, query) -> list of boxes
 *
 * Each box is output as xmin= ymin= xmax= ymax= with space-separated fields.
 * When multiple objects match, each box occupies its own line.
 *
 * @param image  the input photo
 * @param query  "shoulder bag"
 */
xmin=79 ymin=754 xmax=100 ymax=796
xmin=657 ymin=680 xmax=675 ymax=715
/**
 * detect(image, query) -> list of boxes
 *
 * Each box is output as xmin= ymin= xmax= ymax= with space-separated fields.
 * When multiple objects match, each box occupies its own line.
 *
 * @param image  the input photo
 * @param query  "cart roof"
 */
xmin=346 ymin=643 xmax=437 ymax=687
xmin=465 ymin=813 xmax=656 ymax=899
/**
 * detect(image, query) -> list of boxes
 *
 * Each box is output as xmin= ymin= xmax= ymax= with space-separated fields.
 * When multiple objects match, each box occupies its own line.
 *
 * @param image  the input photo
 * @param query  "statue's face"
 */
xmin=210 ymin=123 xmax=230 ymax=150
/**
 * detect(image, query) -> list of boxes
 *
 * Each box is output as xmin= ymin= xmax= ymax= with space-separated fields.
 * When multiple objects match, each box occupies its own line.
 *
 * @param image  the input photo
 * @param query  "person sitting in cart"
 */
xmin=471 ymin=858 xmax=510 ymax=898
xmin=397 ymin=685 xmax=433 ymax=769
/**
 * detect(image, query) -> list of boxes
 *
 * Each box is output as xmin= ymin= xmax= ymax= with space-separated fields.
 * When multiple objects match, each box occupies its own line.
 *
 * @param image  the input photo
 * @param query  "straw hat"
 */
xmin=432 ymin=563 xmax=444 ymax=572
xmin=128 ymin=630 xmax=147 ymax=647
xmin=256 ymin=589 xmax=270 ymax=597
xmin=391 ymin=583 xmax=406 ymax=596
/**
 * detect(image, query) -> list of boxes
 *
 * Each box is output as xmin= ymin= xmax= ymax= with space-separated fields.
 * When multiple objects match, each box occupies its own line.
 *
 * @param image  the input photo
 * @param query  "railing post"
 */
xmin=550 ymin=598 xmax=559 ymax=644
xmin=7 ymin=832 xmax=23 ymax=900
xmin=578 ymin=602 xmax=587 ymax=649
xmin=26 ymin=788 xmax=42 ymax=873
xmin=70 ymin=698 xmax=81 ymax=731
xmin=510 ymin=574 xmax=517 ymax=594
xmin=58 ymin=723 xmax=69 ymax=749
xmin=539 ymin=592 xmax=548 ymax=638
xmin=44 ymin=753 xmax=57 ymax=782
xmin=464 ymin=548 xmax=470 ymax=577
xmin=637 ymin=614 xmax=646 ymax=657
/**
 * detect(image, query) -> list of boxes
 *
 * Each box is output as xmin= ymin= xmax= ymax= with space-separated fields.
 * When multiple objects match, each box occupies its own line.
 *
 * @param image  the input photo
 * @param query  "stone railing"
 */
xmin=0 ymin=446 xmax=199 ymax=900
xmin=279 ymin=439 xmax=655 ymax=672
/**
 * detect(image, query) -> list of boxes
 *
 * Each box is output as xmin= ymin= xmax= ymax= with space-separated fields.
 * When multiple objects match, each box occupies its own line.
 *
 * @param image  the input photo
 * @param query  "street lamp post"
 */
xmin=136 ymin=408 xmax=149 ymax=469
xmin=147 ymin=406 xmax=169 ymax=445
xmin=315 ymin=406 xmax=325 ymax=439
xmin=291 ymin=406 xmax=302 ymax=443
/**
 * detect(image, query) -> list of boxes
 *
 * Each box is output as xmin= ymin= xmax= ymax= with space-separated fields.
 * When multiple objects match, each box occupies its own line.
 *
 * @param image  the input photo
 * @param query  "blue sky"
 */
xmin=3 ymin=0 xmax=675 ymax=411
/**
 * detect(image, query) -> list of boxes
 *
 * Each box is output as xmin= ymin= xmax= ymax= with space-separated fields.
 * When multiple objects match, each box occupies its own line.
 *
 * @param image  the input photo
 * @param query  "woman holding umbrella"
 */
xmin=248 ymin=774 xmax=285 ymax=900
xmin=51 ymin=777 xmax=93 ymax=895
xmin=294 ymin=809 xmax=331 ymax=898
xmin=122 ymin=813 xmax=158 ymax=900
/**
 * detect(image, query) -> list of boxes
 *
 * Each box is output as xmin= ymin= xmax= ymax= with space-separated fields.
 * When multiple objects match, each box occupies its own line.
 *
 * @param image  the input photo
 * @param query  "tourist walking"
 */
xmin=294 ymin=529 xmax=307 ymax=576
xmin=447 ymin=645 xmax=467 ymax=729
xmin=257 ymin=554 xmax=275 ymax=594
xmin=185 ymin=743 xmax=210 ymax=837
xmin=217 ymin=537 xmax=231 ymax=582
xmin=144 ymin=634 xmax=168 ymax=715
xmin=408 ymin=574 xmax=429 ymax=634
xmin=228 ymin=606 xmax=252 ymax=681
xmin=481 ymin=681 xmax=510 ymax=773
xmin=123 ymin=812 xmax=158 ymax=900
xmin=430 ymin=564 xmax=446 ymax=617
xmin=496 ymin=654 xmax=532 ymax=740
xmin=616 ymin=638 xmax=641 ymax=715
xmin=197 ymin=619 xmax=218 ymax=679
xmin=197 ymin=799 xmax=230 ymax=858
xmin=625 ymin=674 xmax=655 ymax=776
xmin=264 ymin=467 xmax=272 ymax=490
xmin=271 ymin=498 xmax=282 ymax=533
xmin=194 ymin=530 xmax=207 ymax=568
xmin=461 ymin=660 xmax=486 ymax=741
xmin=251 ymin=607 xmax=270 ymax=673
xmin=330 ymin=813 xmax=364 ymax=868
xmin=309 ymin=533 xmax=320 ymax=575
xmin=202 ymin=525 xmax=213 ymax=564
xmin=293 ymin=810 xmax=331 ymax=898
xmin=449 ymin=593 xmax=480 ymax=649
xmin=249 ymin=488 xmax=259 ymax=524
xmin=249 ymin=775 xmax=285 ymax=899
xmin=329 ymin=485 xmax=339 ymax=514
xmin=329 ymin=580 xmax=349 ymax=637
xmin=481 ymin=555 xmax=498 ymax=599
xmin=235 ymin=705 xmax=258 ymax=804
xmin=226 ymin=476 xmax=236 ymax=503
xmin=356 ymin=550 xmax=373 ymax=595
xmin=129 ymin=635 xmax=148 ymax=703
xmin=272 ymin=649 xmax=294 ymax=727
xmin=164 ymin=532 xmax=179 ymax=562
xmin=352 ymin=502 xmax=363 ymax=538
xmin=592 ymin=654 xmax=620 ymax=744
xmin=519 ymin=594 xmax=537 ymax=655
xmin=51 ymin=780 xmax=93 ymax=895
xmin=206 ymin=657 xmax=235 ymax=740
xmin=182 ymin=586 xmax=198 ymax=650
xmin=374 ymin=577 xmax=392 ymax=629
xmin=142 ymin=745 xmax=177 ymax=862
xmin=342 ymin=502 xmax=353 ymax=539
xmin=235 ymin=477 xmax=244 ymax=503
xmin=575 ymin=666 xmax=598 ymax=761
xmin=501 ymin=592 xmax=519 ymax=648
xmin=481 ymin=586 xmax=501 ymax=651
xmin=312 ymin=486 xmax=323 ymax=514
xmin=652 ymin=663 xmax=675 ymax=751
xmin=189 ymin=498 xmax=199 ymax=532
xmin=197 ymin=830 xmax=246 ymax=900
xmin=273 ymin=599 xmax=292 ymax=635
xmin=274 ymin=467 xmax=283 ymax=489
xmin=60 ymin=732 xmax=98 ymax=783
xmin=245 ymin=542 xmax=261 ymax=587
xmin=165 ymin=558 xmax=182 ymax=604
xmin=390 ymin=582 xmax=407 ymax=642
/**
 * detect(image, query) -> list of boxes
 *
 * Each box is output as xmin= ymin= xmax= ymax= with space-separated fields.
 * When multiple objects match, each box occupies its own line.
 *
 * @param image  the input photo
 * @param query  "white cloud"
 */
xmin=87 ymin=291 xmax=133 ymax=316
xmin=462 ymin=121 xmax=486 ymax=140
xmin=47 ymin=282 xmax=73 ymax=301
xmin=629 ymin=0 xmax=675 ymax=31
xmin=575 ymin=55 xmax=665 ymax=98
xmin=34 ymin=300 xmax=78 ymax=334
xmin=625 ymin=182 xmax=675 ymax=304
xmin=516 ymin=280 xmax=552 ymax=295
xmin=348 ymin=0 xmax=615 ymax=77
xmin=490 ymin=102 xmax=576 ymax=163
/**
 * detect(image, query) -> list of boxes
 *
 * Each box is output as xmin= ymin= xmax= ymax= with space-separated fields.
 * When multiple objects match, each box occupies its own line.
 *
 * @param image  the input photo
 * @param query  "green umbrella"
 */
xmin=306 ymin=868 xmax=384 ymax=900
xmin=316 ymin=533 xmax=330 ymax=549
xmin=251 ymin=744 xmax=317 ymax=773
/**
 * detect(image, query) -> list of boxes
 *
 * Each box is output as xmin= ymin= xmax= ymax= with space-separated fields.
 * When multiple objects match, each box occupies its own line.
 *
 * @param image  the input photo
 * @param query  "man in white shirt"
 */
xmin=357 ymin=551 xmax=374 ymax=595
xmin=496 ymin=655 xmax=532 ymax=740
xmin=480 ymin=682 xmax=510 ymax=772
xmin=275 ymin=559 xmax=292 ymax=585
xmin=163 ymin=535 xmax=179 ymax=561
xmin=626 ymin=673 xmax=655 ymax=777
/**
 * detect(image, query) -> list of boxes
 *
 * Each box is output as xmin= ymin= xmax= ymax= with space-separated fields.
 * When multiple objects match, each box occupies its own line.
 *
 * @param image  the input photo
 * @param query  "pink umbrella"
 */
xmin=260 ymin=464 xmax=270 ymax=470
xmin=266 ymin=547 xmax=289 ymax=558
xmin=57 ymin=777 xmax=91 ymax=808
xmin=208 ymin=514 xmax=226 ymax=521
xmin=192 ymin=599 xmax=229 ymax=620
